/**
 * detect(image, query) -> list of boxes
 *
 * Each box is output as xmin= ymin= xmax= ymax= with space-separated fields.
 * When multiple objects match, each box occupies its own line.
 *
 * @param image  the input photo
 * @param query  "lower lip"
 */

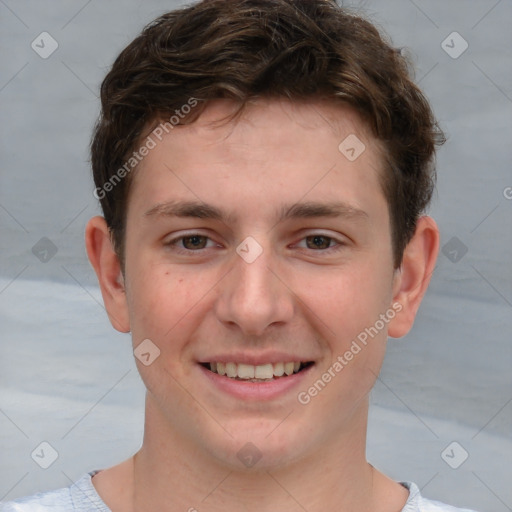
xmin=198 ymin=364 xmax=314 ymax=401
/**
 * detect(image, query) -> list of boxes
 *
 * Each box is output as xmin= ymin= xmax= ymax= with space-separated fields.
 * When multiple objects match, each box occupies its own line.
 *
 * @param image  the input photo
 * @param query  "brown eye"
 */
xmin=305 ymin=235 xmax=333 ymax=250
xmin=181 ymin=235 xmax=208 ymax=249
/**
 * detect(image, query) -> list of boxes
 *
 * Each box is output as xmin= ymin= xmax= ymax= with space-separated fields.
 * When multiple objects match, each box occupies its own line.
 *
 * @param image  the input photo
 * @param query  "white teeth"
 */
xmin=254 ymin=363 xmax=273 ymax=379
xmin=273 ymin=362 xmax=284 ymax=376
xmin=225 ymin=362 xmax=237 ymax=378
xmin=237 ymin=363 xmax=255 ymax=379
xmin=206 ymin=361 xmax=307 ymax=379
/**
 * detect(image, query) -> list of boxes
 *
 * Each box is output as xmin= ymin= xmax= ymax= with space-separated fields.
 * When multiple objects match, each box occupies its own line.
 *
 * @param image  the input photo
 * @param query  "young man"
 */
xmin=1 ymin=0 xmax=478 ymax=511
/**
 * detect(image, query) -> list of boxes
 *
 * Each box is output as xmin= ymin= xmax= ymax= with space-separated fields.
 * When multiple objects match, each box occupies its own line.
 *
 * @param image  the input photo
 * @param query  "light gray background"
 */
xmin=1 ymin=1 xmax=511 ymax=510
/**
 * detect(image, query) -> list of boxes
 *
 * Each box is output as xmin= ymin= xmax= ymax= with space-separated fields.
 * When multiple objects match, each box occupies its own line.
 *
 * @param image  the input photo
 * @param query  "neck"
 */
xmin=119 ymin=394 xmax=407 ymax=512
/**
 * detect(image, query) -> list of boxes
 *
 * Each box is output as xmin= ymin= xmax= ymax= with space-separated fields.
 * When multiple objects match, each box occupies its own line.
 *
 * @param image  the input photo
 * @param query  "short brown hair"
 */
xmin=91 ymin=0 xmax=445 ymax=269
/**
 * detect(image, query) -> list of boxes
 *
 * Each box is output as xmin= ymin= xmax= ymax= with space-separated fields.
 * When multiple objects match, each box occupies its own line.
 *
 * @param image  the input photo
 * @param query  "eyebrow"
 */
xmin=144 ymin=200 xmax=225 ymax=220
xmin=143 ymin=200 xmax=368 ymax=222
xmin=279 ymin=201 xmax=368 ymax=221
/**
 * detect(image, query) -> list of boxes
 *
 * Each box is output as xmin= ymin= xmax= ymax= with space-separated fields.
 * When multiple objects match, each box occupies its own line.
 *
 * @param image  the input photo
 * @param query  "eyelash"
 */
xmin=294 ymin=234 xmax=343 ymax=252
xmin=165 ymin=233 xmax=219 ymax=254
xmin=165 ymin=232 xmax=346 ymax=255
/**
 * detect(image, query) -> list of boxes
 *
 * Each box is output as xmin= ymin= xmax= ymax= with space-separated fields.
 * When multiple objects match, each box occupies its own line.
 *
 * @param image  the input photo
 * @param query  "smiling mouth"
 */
xmin=200 ymin=361 xmax=314 ymax=382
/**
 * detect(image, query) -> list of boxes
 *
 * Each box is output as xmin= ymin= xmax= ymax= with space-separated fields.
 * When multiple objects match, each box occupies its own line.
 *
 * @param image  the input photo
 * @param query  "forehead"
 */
xmin=153 ymin=97 xmax=378 ymax=155
xmin=128 ymin=98 xmax=386 ymax=220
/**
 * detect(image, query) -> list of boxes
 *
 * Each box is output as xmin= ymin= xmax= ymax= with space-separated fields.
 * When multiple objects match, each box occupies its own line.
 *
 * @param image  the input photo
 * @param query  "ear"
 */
xmin=387 ymin=216 xmax=439 ymax=338
xmin=85 ymin=216 xmax=130 ymax=333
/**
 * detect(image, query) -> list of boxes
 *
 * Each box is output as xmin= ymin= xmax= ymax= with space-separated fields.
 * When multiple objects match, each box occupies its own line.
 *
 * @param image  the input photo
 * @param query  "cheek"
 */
xmin=126 ymin=269 xmax=205 ymax=395
xmin=126 ymin=262 xmax=222 ymax=355
xmin=295 ymin=263 xmax=392 ymax=335
xmin=126 ymin=266 xmax=189 ymax=342
xmin=291 ymin=260 xmax=393 ymax=391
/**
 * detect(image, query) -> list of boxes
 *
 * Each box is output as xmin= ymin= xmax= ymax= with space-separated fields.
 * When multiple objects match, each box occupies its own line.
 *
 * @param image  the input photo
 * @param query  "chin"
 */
xmin=202 ymin=419 xmax=313 ymax=472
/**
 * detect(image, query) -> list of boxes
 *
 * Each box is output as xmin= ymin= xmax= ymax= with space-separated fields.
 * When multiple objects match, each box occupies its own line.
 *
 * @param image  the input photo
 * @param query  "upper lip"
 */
xmin=198 ymin=351 xmax=315 ymax=366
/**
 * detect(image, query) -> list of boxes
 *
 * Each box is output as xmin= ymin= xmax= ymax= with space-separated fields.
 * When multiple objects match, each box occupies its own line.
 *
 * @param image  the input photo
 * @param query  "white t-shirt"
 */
xmin=0 ymin=470 xmax=478 ymax=511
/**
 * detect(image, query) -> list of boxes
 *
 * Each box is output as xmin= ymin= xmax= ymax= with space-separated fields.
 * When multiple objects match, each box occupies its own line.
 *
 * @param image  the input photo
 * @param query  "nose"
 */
xmin=214 ymin=241 xmax=294 ymax=336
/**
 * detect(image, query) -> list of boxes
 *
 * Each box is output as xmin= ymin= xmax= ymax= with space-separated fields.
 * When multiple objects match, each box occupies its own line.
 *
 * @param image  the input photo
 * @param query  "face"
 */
xmin=121 ymin=98 xmax=400 ymax=469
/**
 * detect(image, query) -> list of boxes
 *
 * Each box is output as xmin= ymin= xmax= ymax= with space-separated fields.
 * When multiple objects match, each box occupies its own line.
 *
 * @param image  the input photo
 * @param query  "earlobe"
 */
xmin=387 ymin=216 xmax=439 ymax=339
xmin=85 ymin=216 xmax=130 ymax=333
